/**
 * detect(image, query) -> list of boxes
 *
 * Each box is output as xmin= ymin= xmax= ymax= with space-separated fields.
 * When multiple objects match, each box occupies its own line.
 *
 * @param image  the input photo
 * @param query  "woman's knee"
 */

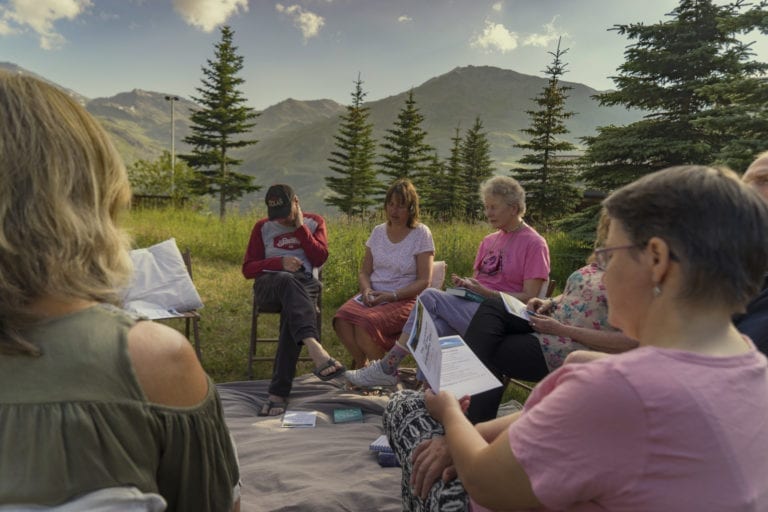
xmin=417 ymin=287 xmax=442 ymax=306
xmin=383 ymin=390 xmax=424 ymax=435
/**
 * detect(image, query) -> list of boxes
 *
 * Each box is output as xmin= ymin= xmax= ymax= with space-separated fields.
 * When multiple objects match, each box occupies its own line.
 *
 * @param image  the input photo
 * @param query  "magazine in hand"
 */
xmin=406 ymin=299 xmax=502 ymax=397
xmin=499 ymin=292 xmax=535 ymax=333
xmin=445 ymin=286 xmax=486 ymax=303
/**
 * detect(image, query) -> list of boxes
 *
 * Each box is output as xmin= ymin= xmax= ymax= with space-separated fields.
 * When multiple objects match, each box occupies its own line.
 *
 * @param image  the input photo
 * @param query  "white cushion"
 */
xmin=123 ymin=238 xmax=203 ymax=316
xmin=431 ymin=261 xmax=447 ymax=289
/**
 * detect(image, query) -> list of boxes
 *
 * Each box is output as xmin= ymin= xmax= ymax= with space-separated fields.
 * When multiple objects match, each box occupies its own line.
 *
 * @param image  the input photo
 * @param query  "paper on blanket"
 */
xmin=406 ymin=298 xmax=502 ymax=398
xmin=281 ymin=411 xmax=317 ymax=428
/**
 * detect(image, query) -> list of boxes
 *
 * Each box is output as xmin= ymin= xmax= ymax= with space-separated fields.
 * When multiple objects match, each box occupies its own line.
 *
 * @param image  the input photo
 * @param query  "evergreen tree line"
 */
xmin=128 ymin=0 xmax=768 ymax=230
xmin=329 ymin=0 xmax=768 ymax=230
xmin=325 ymin=77 xmax=495 ymax=221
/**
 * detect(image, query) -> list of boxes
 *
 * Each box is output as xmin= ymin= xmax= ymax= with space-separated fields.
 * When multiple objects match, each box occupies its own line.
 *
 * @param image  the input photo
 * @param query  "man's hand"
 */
xmin=281 ymin=255 xmax=303 ymax=272
xmin=410 ymin=436 xmax=455 ymax=500
xmin=292 ymin=202 xmax=303 ymax=228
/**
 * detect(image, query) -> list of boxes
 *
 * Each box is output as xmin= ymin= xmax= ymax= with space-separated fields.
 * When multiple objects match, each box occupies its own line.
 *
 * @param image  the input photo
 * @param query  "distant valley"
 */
xmin=1 ymin=62 xmax=641 ymax=214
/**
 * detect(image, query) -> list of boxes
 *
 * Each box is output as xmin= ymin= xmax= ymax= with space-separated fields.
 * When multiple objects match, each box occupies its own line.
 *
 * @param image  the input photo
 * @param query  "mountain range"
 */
xmin=1 ymin=62 xmax=641 ymax=214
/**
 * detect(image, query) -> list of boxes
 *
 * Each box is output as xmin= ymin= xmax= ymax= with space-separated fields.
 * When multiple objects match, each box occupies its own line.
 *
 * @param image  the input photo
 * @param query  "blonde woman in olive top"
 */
xmin=0 ymin=73 xmax=239 ymax=511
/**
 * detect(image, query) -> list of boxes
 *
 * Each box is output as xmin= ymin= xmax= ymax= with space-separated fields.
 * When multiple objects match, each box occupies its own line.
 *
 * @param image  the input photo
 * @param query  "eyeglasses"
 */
xmin=593 ymin=244 xmax=639 ymax=270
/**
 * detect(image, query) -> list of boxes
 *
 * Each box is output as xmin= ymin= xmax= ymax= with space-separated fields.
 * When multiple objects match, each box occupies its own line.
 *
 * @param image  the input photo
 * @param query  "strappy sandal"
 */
xmin=258 ymin=398 xmax=287 ymax=417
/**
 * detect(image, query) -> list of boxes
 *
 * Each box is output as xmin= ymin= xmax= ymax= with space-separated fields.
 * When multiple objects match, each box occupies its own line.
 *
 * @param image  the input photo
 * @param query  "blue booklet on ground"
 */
xmin=333 ymin=407 xmax=364 ymax=423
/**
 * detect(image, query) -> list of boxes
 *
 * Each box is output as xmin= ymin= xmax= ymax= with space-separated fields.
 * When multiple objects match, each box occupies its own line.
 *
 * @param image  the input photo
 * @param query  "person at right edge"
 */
xmin=384 ymin=165 xmax=768 ymax=511
xmin=735 ymin=150 xmax=768 ymax=354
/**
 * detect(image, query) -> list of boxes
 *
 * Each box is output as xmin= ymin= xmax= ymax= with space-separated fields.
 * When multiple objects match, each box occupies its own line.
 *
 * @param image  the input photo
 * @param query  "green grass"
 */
xmin=123 ymin=206 xmax=592 ymax=404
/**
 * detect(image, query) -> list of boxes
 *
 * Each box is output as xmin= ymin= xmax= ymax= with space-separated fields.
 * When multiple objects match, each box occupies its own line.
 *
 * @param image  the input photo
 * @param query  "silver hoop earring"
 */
xmin=653 ymin=285 xmax=662 ymax=297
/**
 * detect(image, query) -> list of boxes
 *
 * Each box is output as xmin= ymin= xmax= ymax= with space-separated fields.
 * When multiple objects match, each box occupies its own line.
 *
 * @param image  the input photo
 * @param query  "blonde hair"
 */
xmin=743 ymin=151 xmax=768 ymax=182
xmin=0 ymin=72 xmax=133 ymax=355
xmin=586 ymin=209 xmax=611 ymax=265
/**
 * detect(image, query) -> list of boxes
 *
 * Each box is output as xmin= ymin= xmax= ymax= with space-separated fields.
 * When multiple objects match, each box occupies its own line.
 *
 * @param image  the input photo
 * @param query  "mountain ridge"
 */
xmin=0 ymin=62 xmax=641 ymax=214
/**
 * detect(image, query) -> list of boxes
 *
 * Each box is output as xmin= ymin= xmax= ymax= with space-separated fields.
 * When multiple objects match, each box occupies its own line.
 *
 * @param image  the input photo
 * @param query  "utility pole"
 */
xmin=164 ymin=95 xmax=180 ymax=199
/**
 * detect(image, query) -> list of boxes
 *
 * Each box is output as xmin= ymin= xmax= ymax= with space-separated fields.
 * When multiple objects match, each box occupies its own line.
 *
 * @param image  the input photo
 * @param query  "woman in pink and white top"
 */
xmin=334 ymin=179 xmax=435 ymax=370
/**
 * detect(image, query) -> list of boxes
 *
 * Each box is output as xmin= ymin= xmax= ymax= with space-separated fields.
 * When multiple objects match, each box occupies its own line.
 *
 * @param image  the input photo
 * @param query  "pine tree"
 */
xmin=419 ymin=151 xmax=446 ymax=215
xmin=378 ymin=89 xmax=434 ymax=190
xmin=325 ymin=75 xmax=379 ymax=217
xmin=460 ymin=116 xmax=495 ymax=220
xmin=180 ymin=25 xmax=259 ymax=218
xmin=511 ymin=39 xmax=580 ymax=227
xmin=426 ymin=125 xmax=467 ymax=220
xmin=581 ymin=0 xmax=768 ymax=191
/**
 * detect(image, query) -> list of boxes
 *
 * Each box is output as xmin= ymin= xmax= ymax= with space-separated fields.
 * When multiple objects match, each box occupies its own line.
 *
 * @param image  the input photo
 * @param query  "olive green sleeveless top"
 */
xmin=0 ymin=305 xmax=239 ymax=511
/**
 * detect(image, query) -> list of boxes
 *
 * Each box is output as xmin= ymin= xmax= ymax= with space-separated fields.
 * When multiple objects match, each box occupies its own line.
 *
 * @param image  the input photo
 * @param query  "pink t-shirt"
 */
xmin=367 ymin=223 xmax=435 ymax=292
xmin=480 ymin=345 xmax=768 ymax=512
xmin=472 ymin=224 xmax=549 ymax=293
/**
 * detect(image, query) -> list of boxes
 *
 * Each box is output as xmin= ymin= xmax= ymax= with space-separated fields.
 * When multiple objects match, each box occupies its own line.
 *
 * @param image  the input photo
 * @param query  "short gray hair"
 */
xmin=603 ymin=165 xmax=768 ymax=310
xmin=479 ymin=176 xmax=526 ymax=215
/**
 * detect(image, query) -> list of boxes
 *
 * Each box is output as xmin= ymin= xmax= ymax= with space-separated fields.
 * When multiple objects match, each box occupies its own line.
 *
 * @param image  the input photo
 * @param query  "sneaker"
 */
xmin=344 ymin=360 xmax=398 ymax=387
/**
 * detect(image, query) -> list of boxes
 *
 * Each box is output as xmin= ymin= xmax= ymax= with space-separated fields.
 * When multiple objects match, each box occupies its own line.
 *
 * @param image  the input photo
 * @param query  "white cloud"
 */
xmin=470 ymin=21 xmax=518 ymax=53
xmin=0 ymin=20 xmax=16 ymax=36
xmin=0 ymin=0 xmax=92 ymax=50
xmin=398 ymin=15 xmax=412 ymax=23
xmin=470 ymin=17 xmax=567 ymax=54
xmin=172 ymin=0 xmax=248 ymax=33
xmin=275 ymin=3 xmax=325 ymax=41
xmin=492 ymin=2 xmax=503 ymax=12
xmin=523 ymin=17 xmax=567 ymax=48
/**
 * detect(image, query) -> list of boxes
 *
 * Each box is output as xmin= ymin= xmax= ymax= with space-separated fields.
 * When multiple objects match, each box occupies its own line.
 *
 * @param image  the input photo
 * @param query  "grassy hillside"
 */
xmin=124 ymin=206 xmax=591 ymax=396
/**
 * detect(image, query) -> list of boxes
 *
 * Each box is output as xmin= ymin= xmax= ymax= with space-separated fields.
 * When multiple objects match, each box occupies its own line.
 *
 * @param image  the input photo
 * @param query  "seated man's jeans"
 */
xmin=254 ymin=271 xmax=321 ymax=397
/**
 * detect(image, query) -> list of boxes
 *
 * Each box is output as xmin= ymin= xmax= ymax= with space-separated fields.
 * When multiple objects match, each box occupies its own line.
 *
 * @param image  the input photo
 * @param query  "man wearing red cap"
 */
xmin=243 ymin=184 xmax=345 ymax=416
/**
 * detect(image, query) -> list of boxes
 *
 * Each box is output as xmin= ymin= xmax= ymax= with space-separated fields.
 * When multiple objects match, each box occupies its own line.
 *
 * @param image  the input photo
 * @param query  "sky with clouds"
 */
xmin=1 ymin=0 xmax=766 ymax=109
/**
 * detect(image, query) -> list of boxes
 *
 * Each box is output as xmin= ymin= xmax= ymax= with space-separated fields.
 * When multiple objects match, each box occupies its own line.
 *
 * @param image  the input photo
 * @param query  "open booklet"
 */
xmin=406 ymin=299 xmax=502 ymax=397
xmin=498 ymin=292 xmax=536 ymax=333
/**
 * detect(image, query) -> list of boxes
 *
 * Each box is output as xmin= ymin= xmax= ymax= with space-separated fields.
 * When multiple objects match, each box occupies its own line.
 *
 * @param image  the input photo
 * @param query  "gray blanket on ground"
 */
xmin=218 ymin=375 xmax=402 ymax=512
